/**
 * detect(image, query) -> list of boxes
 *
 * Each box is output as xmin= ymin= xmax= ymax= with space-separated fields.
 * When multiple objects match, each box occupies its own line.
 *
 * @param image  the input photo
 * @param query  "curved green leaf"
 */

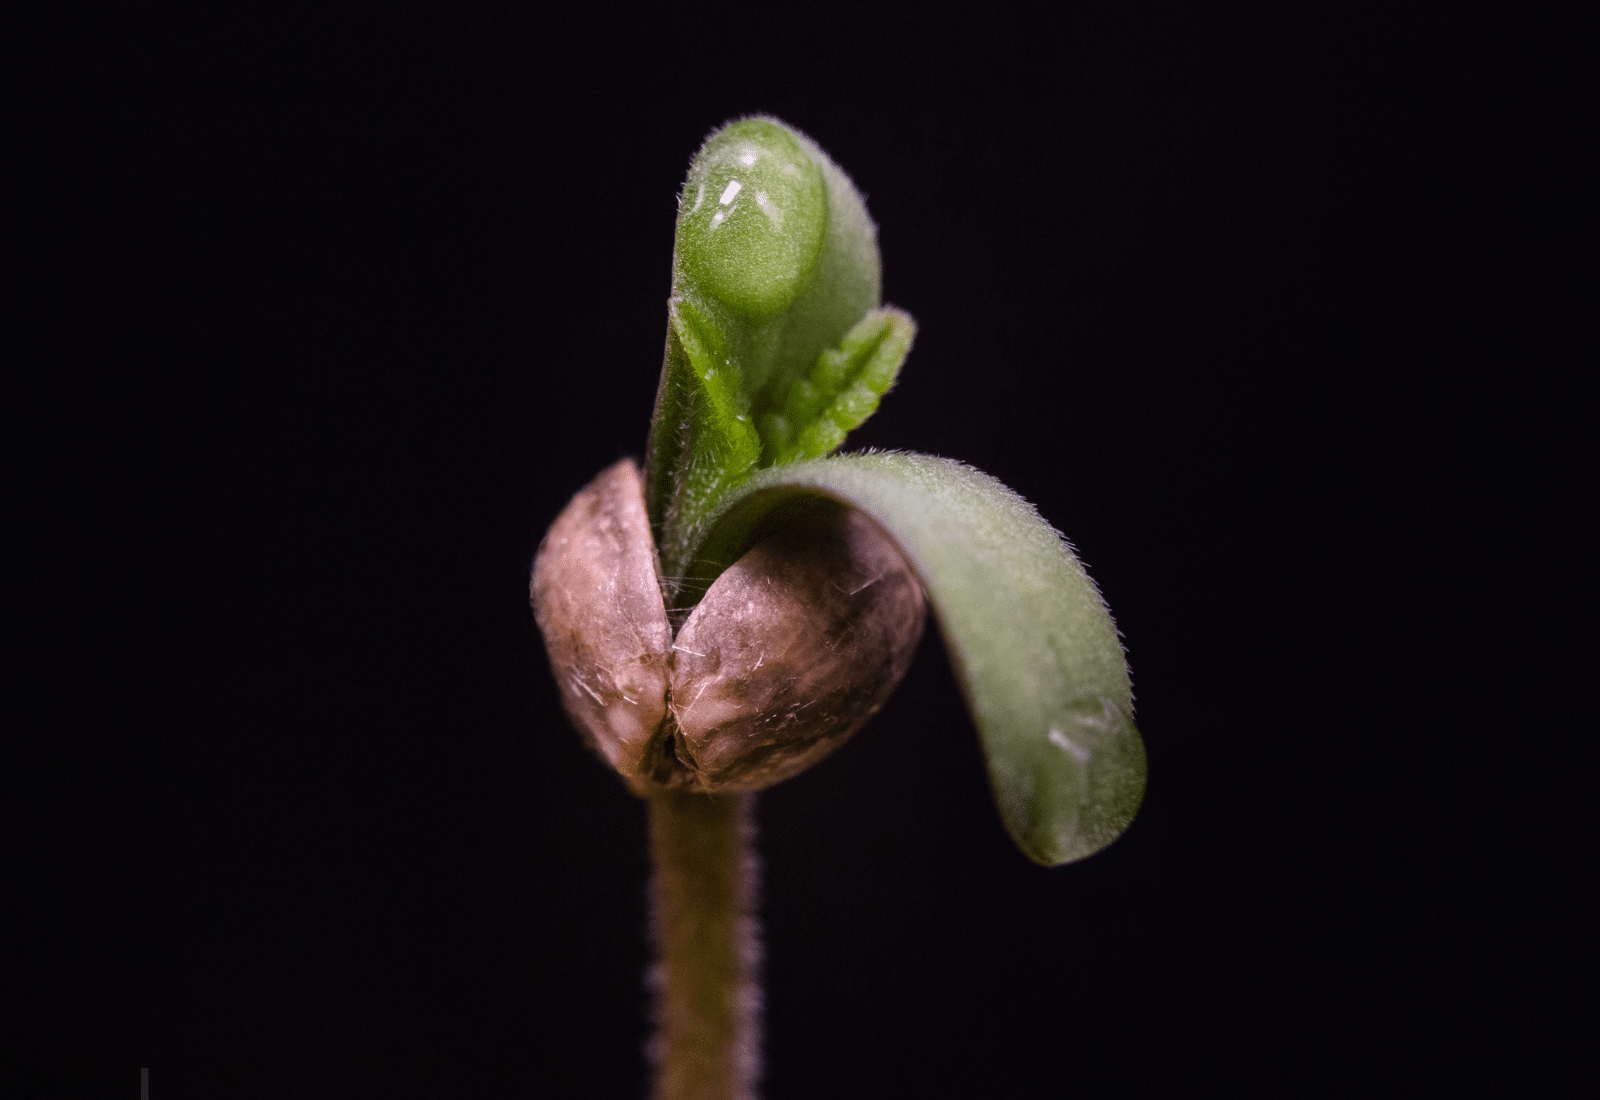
xmin=687 ymin=451 xmax=1145 ymax=866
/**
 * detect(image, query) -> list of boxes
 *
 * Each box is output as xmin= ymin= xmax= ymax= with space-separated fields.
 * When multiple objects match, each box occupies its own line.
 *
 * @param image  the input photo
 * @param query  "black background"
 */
xmin=16 ymin=6 xmax=1559 ymax=1097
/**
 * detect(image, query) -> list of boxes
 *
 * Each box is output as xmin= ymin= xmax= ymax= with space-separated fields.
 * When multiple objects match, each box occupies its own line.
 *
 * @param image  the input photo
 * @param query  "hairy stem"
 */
xmin=647 ymin=790 xmax=761 ymax=1100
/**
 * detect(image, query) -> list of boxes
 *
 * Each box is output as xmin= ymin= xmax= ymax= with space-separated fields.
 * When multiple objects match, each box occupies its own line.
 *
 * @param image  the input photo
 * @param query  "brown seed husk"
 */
xmin=530 ymin=459 xmax=672 ymax=789
xmin=532 ymin=463 xmax=926 ymax=796
xmin=666 ymin=504 xmax=926 ymax=792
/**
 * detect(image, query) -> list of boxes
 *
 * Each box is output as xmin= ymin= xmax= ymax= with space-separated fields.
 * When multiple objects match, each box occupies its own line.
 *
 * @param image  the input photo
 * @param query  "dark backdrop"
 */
xmin=18 ymin=7 xmax=1532 ymax=1096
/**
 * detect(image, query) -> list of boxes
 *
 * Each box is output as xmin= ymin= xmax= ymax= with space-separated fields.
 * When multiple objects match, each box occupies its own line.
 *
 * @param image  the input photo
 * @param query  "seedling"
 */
xmin=532 ymin=116 xmax=1145 ymax=1100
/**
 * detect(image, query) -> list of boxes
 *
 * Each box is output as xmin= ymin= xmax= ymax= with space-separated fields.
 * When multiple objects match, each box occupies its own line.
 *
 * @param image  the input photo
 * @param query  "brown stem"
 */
xmin=647 ymin=790 xmax=761 ymax=1100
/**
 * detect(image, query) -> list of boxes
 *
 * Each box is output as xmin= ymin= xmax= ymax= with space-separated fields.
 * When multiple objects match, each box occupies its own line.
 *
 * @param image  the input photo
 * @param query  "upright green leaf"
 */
xmin=676 ymin=120 xmax=828 ymax=323
xmin=646 ymin=117 xmax=888 ymax=572
xmin=687 ymin=452 xmax=1146 ymax=866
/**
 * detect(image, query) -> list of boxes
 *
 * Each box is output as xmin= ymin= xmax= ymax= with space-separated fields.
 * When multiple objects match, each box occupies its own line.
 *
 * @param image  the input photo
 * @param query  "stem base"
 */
xmin=647 ymin=791 xmax=760 ymax=1100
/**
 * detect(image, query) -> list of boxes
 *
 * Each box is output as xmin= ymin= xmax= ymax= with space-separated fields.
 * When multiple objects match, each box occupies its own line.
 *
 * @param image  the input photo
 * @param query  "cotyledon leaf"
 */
xmin=687 ymin=451 xmax=1145 ymax=865
xmin=647 ymin=116 xmax=884 ymax=570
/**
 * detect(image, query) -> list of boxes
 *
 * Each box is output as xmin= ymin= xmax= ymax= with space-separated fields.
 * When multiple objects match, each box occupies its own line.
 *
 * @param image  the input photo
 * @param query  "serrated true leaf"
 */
xmin=646 ymin=298 xmax=763 ymax=575
xmin=760 ymin=309 xmax=914 ymax=465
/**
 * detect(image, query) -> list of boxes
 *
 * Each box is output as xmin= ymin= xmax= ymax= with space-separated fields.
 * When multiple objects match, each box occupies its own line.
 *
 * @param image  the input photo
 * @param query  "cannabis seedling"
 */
xmin=532 ymin=117 xmax=1145 ymax=1100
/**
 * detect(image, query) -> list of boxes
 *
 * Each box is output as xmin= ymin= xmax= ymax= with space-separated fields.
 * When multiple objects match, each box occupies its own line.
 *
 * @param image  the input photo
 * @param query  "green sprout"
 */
xmin=532 ymin=116 xmax=1145 ymax=1100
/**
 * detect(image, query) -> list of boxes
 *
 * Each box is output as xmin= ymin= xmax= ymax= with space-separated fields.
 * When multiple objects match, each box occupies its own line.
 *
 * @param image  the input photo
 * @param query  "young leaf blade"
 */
xmin=762 ymin=308 xmax=915 ymax=465
xmin=647 ymin=299 xmax=763 ymax=579
xmin=690 ymin=452 xmax=1146 ymax=865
